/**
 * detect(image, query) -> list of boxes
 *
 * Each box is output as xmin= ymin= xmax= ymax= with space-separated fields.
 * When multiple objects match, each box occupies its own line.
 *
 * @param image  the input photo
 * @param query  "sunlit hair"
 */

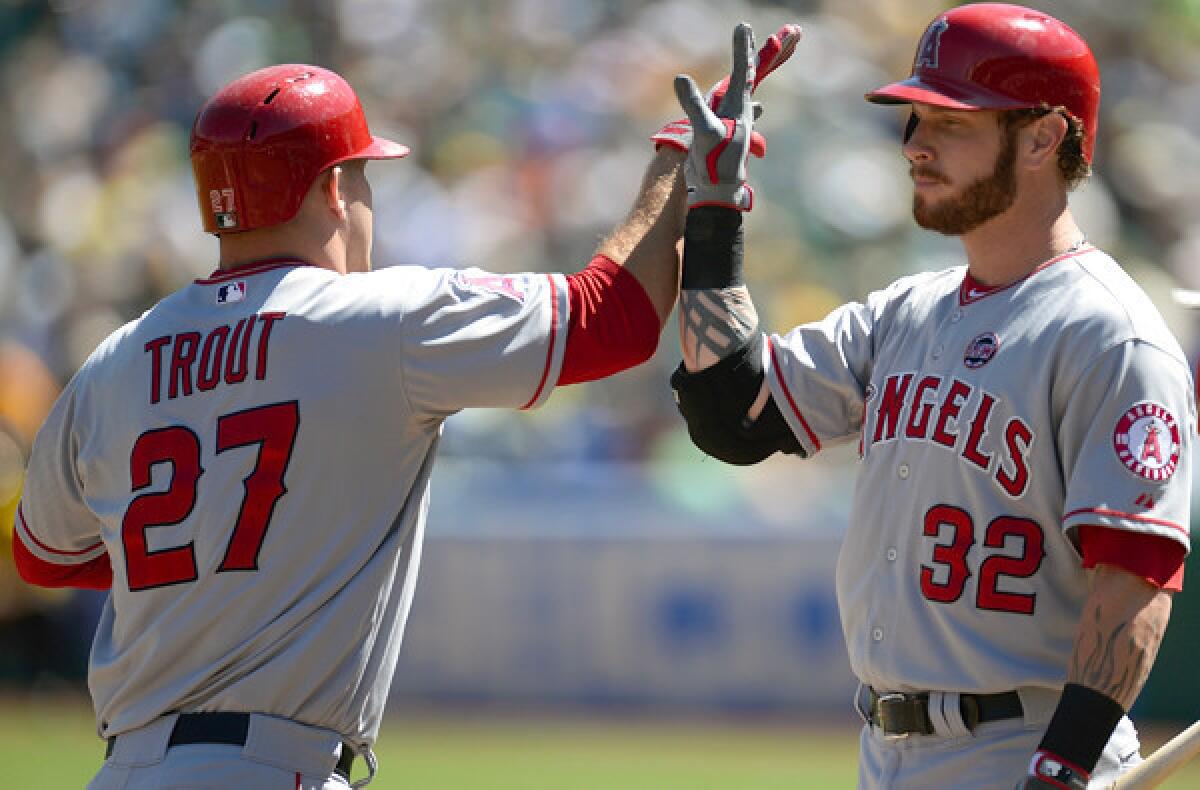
xmin=1000 ymin=107 xmax=1091 ymax=190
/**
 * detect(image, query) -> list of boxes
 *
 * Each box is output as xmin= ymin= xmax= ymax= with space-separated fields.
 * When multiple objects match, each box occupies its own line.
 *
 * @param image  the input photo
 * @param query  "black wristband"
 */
xmin=1038 ymin=683 xmax=1126 ymax=773
xmin=682 ymin=206 xmax=744 ymax=290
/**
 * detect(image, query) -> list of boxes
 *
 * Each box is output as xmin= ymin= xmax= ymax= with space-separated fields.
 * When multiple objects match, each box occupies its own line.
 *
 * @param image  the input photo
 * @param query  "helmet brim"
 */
xmin=865 ymin=76 xmax=1033 ymax=111
xmin=358 ymin=136 xmax=410 ymax=159
xmin=315 ymin=136 xmax=410 ymax=184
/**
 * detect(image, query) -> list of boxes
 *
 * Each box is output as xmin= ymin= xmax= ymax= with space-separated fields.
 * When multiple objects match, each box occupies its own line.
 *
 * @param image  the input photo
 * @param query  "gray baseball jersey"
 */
xmin=764 ymin=245 xmax=1193 ymax=693
xmin=15 ymin=259 xmax=569 ymax=746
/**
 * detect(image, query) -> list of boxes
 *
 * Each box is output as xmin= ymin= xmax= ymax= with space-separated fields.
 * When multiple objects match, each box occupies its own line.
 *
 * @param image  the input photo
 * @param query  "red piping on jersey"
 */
xmin=521 ymin=273 xmax=560 ymax=410
xmin=16 ymin=504 xmax=103 ymax=556
xmin=196 ymin=258 xmax=316 ymax=285
xmin=12 ymin=510 xmax=113 ymax=591
xmin=1064 ymin=507 xmax=1188 ymax=537
xmin=958 ymin=245 xmax=1094 ymax=306
xmin=767 ymin=337 xmax=821 ymax=452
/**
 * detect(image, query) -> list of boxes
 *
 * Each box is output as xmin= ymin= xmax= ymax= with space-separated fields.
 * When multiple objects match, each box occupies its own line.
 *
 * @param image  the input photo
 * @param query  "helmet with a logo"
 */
xmin=866 ymin=3 xmax=1100 ymax=162
xmin=190 ymin=64 xmax=410 ymax=234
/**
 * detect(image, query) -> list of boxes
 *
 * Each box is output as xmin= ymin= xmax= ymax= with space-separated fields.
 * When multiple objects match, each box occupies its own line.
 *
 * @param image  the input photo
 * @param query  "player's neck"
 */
xmin=960 ymin=191 xmax=1083 ymax=288
xmin=217 ymin=225 xmax=346 ymax=274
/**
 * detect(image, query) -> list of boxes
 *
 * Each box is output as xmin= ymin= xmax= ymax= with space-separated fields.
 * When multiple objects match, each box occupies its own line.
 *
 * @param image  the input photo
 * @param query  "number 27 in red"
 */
xmin=121 ymin=401 xmax=299 ymax=591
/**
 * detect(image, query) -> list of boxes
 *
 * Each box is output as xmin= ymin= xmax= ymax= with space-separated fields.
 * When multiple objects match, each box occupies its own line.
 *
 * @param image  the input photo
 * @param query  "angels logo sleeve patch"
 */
xmin=452 ymin=271 xmax=530 ymax=303
xmin=1113 ymin=401 xmax=1182 ymax=482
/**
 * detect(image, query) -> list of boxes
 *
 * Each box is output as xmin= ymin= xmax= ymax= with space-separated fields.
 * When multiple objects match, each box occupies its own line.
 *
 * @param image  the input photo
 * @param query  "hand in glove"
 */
xmin=675 ymin=23 xmax=758 ymax=211
xmin=652 ymin=23 xmax=802 ymax=158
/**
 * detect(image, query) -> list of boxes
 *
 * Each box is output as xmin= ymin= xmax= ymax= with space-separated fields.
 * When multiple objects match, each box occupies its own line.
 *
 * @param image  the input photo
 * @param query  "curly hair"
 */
xmin=1001 ymin=107 xmax=1090 ymax=190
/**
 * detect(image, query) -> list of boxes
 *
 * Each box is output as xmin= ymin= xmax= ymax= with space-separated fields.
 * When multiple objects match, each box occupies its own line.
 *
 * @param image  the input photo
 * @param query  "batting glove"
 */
xmin=1015 ymin=751 xmax=1090 ymax=790
xmin=676 ymin=23 xmax=757 ymax=211
xmin=651 ymin=22 xmax=802 ymax=156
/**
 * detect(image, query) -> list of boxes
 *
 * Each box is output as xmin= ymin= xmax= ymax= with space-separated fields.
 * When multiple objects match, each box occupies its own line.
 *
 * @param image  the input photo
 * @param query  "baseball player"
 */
xmin=9 ymin=25 xmax=802 ymax=789
xmin=671 ymin=6 xmax=1192 ymax=789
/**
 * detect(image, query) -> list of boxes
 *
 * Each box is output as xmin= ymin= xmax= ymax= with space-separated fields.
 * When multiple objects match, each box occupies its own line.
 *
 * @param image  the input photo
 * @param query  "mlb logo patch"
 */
xmin=216 ymin=281 xmax=246 ymax=304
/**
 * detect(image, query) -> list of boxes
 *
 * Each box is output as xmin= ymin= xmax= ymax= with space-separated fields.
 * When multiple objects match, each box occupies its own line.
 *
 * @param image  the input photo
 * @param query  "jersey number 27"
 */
xmin=121 ymin=401 xmax=299 ymax=591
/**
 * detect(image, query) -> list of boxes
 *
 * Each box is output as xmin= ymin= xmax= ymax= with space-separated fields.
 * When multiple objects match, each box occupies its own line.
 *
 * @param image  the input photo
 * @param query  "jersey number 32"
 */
xmin=920 ymin=504 xmax=1047 ymax=615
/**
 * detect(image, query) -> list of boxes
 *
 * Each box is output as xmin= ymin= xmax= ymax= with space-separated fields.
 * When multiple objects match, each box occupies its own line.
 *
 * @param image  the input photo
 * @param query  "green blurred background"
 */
xmin=2 ymin=0 xmax=1200 ymax=787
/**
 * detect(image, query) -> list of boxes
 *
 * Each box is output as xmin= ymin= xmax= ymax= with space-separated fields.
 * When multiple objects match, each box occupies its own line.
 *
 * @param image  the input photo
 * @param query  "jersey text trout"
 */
xmin=144 ymin=311 xmax=286 ymax=403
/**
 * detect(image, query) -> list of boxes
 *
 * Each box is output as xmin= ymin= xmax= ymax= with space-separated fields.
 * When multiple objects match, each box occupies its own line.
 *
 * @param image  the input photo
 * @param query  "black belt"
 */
xmin=105 ymin=712 xmax=356 ymax=779
xmin=864 ymin=687 xmax=1023 ymax=737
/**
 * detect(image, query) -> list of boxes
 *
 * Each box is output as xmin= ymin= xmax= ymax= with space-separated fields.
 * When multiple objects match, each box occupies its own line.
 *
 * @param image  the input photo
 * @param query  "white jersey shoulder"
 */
xmin=1049 ymin=248 xmax=1189 ymax=365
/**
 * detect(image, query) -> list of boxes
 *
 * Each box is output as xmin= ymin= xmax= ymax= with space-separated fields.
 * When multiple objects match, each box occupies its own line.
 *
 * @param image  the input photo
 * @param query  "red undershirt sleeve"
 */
xmin=11 ymin=527 xmax=113 ymax=591
xmin=557 ymin=255 xmax=662 ymax=385
xmin=1077 ymin=524 xmax=1186 ymax=591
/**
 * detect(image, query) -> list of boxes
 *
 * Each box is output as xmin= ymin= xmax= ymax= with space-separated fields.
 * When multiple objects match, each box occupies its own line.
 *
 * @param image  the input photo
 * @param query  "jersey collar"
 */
xmin=196 ymin=258 xmax=317 ymax=285
xmin=958 ymin=243 xmax=1093 ymax=306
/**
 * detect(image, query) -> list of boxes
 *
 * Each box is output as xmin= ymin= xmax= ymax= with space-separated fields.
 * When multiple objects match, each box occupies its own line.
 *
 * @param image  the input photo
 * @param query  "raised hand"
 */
xmin=675 ymin=23 xmax=757 ymax=211
xmin=652 ymin=22 xmax=802 ymax=156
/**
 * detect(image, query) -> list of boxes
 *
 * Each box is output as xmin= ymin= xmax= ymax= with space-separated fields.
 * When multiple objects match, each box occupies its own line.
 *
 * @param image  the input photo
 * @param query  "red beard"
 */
xmin=912 ymin=130 xmax=1018 ymax=236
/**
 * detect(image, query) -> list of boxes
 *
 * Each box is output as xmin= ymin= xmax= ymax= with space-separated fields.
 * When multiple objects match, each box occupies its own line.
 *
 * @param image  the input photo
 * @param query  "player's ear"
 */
xmin=1021 ymin=112 xmax=1067 ymax=171
xmin=318 ymin=166 xmax=348 ymax=221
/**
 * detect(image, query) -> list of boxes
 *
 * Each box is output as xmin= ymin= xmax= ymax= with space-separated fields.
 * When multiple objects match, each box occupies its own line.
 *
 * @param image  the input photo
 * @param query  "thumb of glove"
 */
xmin=674 ymin=74 xmax=714 ymax=132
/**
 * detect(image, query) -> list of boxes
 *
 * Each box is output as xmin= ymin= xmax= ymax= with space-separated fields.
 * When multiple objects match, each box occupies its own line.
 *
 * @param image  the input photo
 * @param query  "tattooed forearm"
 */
xmin=679 ymin=286 xmax=759 ymax=371
xmin=1068 ymin=566 xmax=1172 ymax=710
xmin=1071 ymin=614 xmax=1142 ymax=705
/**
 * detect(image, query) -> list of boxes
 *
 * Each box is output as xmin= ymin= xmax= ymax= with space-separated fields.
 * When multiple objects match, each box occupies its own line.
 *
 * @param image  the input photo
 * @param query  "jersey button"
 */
xmin=872 ymin=627 xmax=884 ymax=642
xmin=886 ymin=548 xmax=898 ymax=561
xmin=898 ymin=464 xmax=910 ymax=479
xmin=951 ymin=310 xmax=964 ymax=323
xmin=932 ymin=344 xmax=944 ymax=359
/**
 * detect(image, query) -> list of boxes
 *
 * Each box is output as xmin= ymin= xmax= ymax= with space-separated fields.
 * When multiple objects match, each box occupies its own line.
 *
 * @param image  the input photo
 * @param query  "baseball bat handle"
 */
xmin=1107 ymin=720 xmax=1200 ymax=789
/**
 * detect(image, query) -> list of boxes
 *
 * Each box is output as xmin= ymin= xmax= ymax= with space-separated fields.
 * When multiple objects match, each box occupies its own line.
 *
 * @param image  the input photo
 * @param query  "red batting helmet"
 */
xmin=190 ymin=64 xmax=410 ymax=234
xmin=866 ymin=3 xmax=1100 ymax=162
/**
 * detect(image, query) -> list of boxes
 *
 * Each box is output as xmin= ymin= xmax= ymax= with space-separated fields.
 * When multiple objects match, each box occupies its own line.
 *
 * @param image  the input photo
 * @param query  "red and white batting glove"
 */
xmin=676 ymin=23 xmax=756 ymax=210
xmin=1015 ymin=750 xmax=1090 ymax=790
xmin=652 ymin=22 xmax=802 ymax=157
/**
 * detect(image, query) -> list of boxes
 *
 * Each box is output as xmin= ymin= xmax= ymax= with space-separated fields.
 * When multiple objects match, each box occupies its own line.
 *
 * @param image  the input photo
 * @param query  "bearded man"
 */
xmin=668 ymin=5 xmax=1194 ymax=789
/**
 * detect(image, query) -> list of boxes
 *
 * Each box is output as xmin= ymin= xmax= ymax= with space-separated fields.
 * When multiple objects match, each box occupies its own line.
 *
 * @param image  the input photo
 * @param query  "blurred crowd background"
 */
xmin=2 ymin=0 xmax=1200 ymax=721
